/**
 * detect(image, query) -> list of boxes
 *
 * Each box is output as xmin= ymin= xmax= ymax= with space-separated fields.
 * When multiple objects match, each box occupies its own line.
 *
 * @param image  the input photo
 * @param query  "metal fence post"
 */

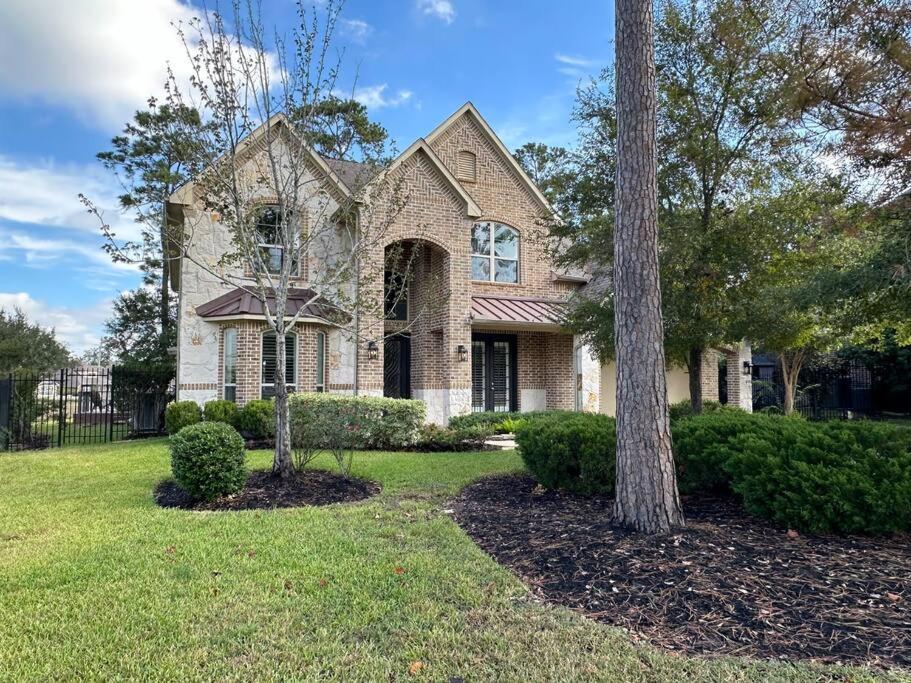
xmin=108 ymin=366 xmax=116 ymax=443
xmin=57 ymin=368 xmax=66 ymax=448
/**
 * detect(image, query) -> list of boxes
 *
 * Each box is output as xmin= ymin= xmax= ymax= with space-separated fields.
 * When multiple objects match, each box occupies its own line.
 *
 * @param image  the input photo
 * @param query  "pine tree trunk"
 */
xmin=272 ymin=330 xmax=294 ymax=479
xmin=688 ymin=347 xmax=703 ymax=414
xmin=613 ymin=0 xmax=684 ymax=534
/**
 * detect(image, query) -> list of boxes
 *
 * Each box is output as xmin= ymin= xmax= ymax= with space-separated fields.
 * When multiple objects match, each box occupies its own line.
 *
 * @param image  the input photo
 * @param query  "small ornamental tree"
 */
xmin=82 ymin=1 xmax=440 ymax=479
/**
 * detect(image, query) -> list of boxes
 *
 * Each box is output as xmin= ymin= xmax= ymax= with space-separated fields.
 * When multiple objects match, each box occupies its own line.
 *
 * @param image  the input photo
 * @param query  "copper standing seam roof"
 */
xmin=195 ymin=287 xmax=344 ymax=322
xmin=470 ymin=295 xmax=567 ymax=326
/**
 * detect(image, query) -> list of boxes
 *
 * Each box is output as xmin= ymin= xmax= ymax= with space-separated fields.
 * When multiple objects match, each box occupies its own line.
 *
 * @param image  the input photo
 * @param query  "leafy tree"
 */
xmin=295 ymin=96 xmax=388 ymax=161
xmin=612 ymin=0 xmax=683 ymax=533
xmin=97 ymin=285 xmax=177 ymax=366
xmin=87 ymin=99 xmax=205 ymax=349
xmin=0 ymin=309 xmax=71 ymax=375
xmin=540 ymin=0 xmax=811 ymax=413
xmin=513 ymin=143 xmax=576 ymax=214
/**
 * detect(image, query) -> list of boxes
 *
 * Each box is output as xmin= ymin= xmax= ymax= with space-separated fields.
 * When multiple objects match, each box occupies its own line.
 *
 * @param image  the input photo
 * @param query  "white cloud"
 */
xmin=554 ymin=54 xmax=599 ymax=68
xmin=346 ymin=84 xmax=414 ymax=110
xmin=0 ymin=0 xmax=203 ymax=129
xmin=0 ymin=292 xmax=112 ymax=353
xmin=0 ymin=155 xmax=142 ymax=243
xmin=0 ymin=228 xmax=136 ymax=272
xmin=417 ymin=0 xmax=456 ymax=24
xmin=340 ymin=18 xmax=373 ymax=45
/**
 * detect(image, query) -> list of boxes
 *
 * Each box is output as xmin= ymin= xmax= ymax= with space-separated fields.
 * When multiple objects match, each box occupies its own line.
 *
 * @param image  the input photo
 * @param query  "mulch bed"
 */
xmin=155 ymin=469 xmax=380 ymax=511
xmin=452 ymin=474 xmax=911 ymax=669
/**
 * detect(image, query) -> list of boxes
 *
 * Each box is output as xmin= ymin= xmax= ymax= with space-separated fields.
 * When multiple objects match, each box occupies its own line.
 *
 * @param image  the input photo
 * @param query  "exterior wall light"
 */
xmin=457 ymin=344 xmax=468 ymax=362
xmin=742 ymin=360 xmax=752 ymax=376
xmin=367 ymin=341 xmax=379 ymax=361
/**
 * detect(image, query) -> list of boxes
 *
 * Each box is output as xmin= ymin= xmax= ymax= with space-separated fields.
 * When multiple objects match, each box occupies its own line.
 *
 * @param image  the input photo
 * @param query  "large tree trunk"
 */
xmin=272 ymin=329 xmax=294 ymax=479
xmin=613 ymin=0 xmax=684 ymax=534
xmin=687 ymin=347 xmax=703 ymax=414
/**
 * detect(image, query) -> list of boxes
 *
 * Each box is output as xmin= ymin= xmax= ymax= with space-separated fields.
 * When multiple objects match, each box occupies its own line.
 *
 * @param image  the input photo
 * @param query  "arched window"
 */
xmin=223 ymin=327 xmax=237 ymax=402
xmin=471 ymin=222 xmax=519 ymax=283
xmin=261 ymin=331 xmax=297 ymax=398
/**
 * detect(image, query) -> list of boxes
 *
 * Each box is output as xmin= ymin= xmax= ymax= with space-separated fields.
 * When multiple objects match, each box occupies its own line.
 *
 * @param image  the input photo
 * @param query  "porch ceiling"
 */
xmin=470 ymin=295 xmax=567 ymax=329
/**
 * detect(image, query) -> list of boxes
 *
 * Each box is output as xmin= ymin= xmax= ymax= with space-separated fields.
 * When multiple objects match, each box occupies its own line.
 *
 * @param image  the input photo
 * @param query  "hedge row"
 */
xmin=288 ymin=393 xmax=425 ymax=451
xmin=165 ymin=399 xmax=274 ymax=439
xmin=515 ymin=410 xmax=911 ymax=535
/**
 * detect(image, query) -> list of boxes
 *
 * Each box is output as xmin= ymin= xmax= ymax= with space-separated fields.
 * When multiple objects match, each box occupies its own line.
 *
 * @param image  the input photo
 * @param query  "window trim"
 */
xmin=315 ymin=331 xmax=327 ymax=392
xmin=471 ymin=221 xmax=520 ymax=284
xmin=254 ymin=205 xmax=300 ymax=277
xmin=260 ymin=330 xmax=298 ymax=399
xmin=223 ymin=327 xmax=237 ymax=402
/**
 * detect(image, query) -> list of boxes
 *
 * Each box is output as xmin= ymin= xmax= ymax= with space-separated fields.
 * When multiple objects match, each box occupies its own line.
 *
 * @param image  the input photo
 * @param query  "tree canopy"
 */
xmin=0 ymin=309 xmax=71 ymax=375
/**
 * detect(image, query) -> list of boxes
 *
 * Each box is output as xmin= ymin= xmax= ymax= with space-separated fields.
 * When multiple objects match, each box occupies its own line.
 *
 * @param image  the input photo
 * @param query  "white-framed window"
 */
xmin=315 ymin=331 xmax=327 ymax=392
xmin=223 ymin=327 xmax=237 ymax=402
xmin=261 ymin=331 xmax=297 ymax=399
xmin=255 ymin=206 xmax=299 ymax=275
xmin=471 ymin=222 xmax=519 ymax=283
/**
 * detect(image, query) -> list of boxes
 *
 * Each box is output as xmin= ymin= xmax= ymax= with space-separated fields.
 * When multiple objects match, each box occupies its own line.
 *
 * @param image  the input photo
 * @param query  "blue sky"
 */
xmin=0 ymin=0 xmax=612 ymax=352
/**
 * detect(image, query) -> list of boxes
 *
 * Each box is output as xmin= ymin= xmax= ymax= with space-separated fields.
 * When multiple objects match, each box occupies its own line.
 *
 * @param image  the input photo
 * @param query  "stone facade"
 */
xmin=170 ymin=103 xmax=600 ymax=424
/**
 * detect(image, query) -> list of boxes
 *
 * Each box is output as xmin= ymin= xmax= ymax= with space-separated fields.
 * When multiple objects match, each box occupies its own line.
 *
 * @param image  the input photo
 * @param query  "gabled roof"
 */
xmin=168 ymin=112 xmax=352 ymax=206
xmin=425 ymin=102 xmax=555 ymax=216
xmin=321 ymin=156 xmax=377 ymax=194
xmin=367 ymin=138 xmax=483 ymax=218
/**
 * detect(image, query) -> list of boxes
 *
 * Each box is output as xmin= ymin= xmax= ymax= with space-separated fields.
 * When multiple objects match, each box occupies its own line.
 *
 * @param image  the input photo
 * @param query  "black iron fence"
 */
xmin=751 ymin=357 xmax=879 ymax=420
xmin=0 ymin=365 xmax=174 ymax=451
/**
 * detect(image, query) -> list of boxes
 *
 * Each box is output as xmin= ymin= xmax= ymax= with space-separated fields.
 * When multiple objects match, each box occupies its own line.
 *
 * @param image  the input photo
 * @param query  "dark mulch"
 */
xmin=452 ymin=474 xmax=911 ymax=669
xmin=155 ymin=469 xmax=380 ymax=511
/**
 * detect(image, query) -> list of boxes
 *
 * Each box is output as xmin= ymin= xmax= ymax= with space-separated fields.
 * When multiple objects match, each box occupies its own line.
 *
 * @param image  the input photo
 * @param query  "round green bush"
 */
xmin=516 ymin=412 xmax=616 ymax=495
xmin=235 ymin=399 xmax=275 ymax=440
xmin=203 ymin=399 xmax=238 ymax=426
xmin=668 ymin=399 xmax=732 ymax=422
xmin=169 ymin=421 xmax=247 ymax=502
xmin=164 ymin=400 xmax=202 ymax=435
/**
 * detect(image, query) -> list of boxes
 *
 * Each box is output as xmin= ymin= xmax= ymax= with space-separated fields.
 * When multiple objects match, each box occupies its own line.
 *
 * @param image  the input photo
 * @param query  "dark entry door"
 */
xmin=471 ymin=333 xmax=517 ymax=413
xmin=384 ymin=335 xmax=411 ymax=399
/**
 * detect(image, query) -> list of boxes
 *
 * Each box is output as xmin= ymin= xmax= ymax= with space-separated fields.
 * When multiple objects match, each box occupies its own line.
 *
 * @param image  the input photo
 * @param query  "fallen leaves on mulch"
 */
xmin=452 ymin=474 xmax=911 ymax=669
xmin=154 ymin=469 xmax=380 ymax=511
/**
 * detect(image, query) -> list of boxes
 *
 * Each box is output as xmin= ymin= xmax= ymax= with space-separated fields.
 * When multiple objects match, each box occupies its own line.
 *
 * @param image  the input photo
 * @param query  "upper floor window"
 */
xmin=261 ymin=331 xmax=297 ymax=399
xmin=255 ymin=206 xmax=299 ymax=275
xmin=471 ymin=222 xmax=519 ymax=283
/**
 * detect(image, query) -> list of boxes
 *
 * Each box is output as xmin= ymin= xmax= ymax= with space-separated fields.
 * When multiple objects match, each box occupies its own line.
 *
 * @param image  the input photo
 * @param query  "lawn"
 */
xmin=0 ymin=440 xmax=898 ymax=681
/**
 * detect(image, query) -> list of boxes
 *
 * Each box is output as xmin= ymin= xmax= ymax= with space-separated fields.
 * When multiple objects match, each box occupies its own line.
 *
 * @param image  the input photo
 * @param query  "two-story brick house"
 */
xmin=168 ymin=101 xmax=754 ymax=423
xmin=168 ymin=102 xmax=603 ymax=423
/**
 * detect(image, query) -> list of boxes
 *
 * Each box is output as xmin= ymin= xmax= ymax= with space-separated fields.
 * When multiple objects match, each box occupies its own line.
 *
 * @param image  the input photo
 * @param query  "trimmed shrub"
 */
xmin=235 ymin=399 xmax=275 ymax=440
xmin=288 ymin=393 xmax=425 ymax=452
xmin=673 ymin=411 xmax=911 ymax=534
xmin=450 ymin=410 xmax=573 ymax=434
xmin=169 ymin=421 xmax=246 ymax=501
xmin=414 ymin=423 xmax=494 ymax=452
xmin=722 ymin=418 xmax=911 ymax=535
xmin=668 ymin=399 xmax=733 ymax=422
xmin=516 ymin=412 xmax=616 ymax=495
xmin=203 ymin=399 xmax=238 ymax=426
xmin=164 ymin=400 xmax=202 ymax=435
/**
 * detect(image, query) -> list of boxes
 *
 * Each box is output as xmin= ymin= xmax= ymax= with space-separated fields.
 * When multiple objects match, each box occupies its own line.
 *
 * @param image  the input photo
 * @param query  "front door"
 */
xmin=471 ymin=333 xmax=517 ymax=412
xmin=383 ymin=334 xmax=411 ymax=399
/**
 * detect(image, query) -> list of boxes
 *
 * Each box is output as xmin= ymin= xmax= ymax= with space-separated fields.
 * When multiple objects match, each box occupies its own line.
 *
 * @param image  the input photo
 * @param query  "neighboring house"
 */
xmin=168 ymin=101 xmax=750 ymax=423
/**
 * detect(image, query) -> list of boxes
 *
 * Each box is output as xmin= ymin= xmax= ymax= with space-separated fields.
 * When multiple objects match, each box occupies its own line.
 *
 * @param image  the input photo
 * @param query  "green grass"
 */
xmin=0 ymin=440 xmax=899 ymax=681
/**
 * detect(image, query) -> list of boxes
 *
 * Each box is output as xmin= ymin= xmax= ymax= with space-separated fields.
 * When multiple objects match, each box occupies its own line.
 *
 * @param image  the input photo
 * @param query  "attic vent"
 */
xmin=457 ymin=150 xmax=477 ymax=182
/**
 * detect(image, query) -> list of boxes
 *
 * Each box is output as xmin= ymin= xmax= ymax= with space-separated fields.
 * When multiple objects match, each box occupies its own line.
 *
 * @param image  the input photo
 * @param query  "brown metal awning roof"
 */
xmin=470 ymin=295 xmax=567 ymax=328
xmin=196 ymin=287 xmax=344 ymax=323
